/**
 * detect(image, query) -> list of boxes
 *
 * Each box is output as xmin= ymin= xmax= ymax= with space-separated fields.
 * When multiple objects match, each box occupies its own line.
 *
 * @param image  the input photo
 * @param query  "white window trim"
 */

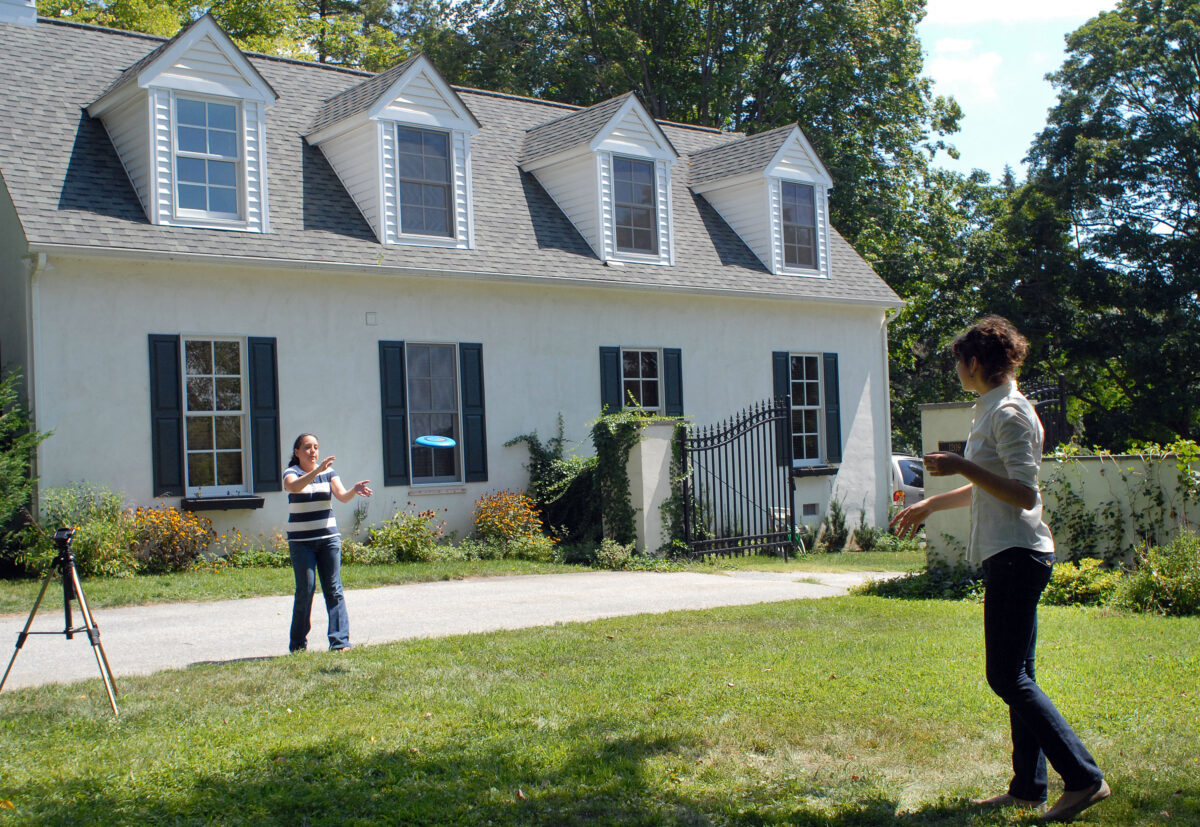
xmin=181 ymin=334 xmax=250 ymax=498
xmin=603 ymin=153 xmax=673 ymax=266
xmin=789 ymin=352 xmax=825 ymax=468
xmin=620 ymin=347 xmax=663 ymax=413
xmin=394 ymin=124 xmax=455 ymax=241
xmin=383 ymin=122 xmax=473 ymax=249
xmin=171 ymin=92 xmax=246 ymax=225
xmin=773 ymin=178 xmax=827 ymax=278
xmin=406 ymin=342 xmax=464 ymax=486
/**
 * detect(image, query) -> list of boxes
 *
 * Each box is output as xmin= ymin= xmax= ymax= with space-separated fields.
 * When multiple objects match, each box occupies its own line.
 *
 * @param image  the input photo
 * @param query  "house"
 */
xmin=0 ymin=9 xmax=902 ymax=545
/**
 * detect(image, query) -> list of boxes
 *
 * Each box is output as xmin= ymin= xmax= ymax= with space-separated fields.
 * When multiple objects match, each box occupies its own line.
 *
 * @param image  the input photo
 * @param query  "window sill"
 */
xmin=792 ymin=465 xmax=838 ymax=478
xmin=181 ymin=495 xmax=266 ymax=511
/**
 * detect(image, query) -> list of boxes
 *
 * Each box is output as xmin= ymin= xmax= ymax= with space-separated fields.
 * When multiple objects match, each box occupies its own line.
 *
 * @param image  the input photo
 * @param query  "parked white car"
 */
xmin=891 ymin=454 xmax=924 ymax=506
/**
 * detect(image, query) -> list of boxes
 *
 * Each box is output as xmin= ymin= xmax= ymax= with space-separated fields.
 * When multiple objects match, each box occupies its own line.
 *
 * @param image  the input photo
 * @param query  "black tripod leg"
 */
xmin=0 ymin=568 xmax=56 ymax=694
xmin=66 ymin=564 xmax=119 ymax=715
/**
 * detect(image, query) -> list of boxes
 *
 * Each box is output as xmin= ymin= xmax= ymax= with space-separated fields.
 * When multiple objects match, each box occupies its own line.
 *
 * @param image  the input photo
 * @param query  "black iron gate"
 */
xmin=678 ymin=397 xmax=796 ymax=558
xmin=1025 ymin=373 xmax=1070 ymax=450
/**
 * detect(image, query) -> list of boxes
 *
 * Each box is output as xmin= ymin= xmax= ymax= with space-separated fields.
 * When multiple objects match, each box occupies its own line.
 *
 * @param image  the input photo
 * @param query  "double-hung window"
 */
xmin=397 ymin=126 xmax=453 ymax=237
xmin=622 ymin=348 xmax=661 ymax=411
xmin=789 ymin=354 xmax=823 ymax=465
xmin=183 ymin=338 xmax=247 ymax=495
xmin=407 ymin=343 xmax=460 ymax=483
xmin=613 ymin=156 xmax=657 ymax=254
xmin=781 ymin=182 xmax=817 ymax=269
xmin=175 ymin=97 xmax=240 ymax=219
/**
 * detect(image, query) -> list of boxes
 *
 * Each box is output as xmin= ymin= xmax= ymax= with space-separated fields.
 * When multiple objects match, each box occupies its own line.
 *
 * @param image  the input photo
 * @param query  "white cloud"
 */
xmin=923 ymin=0 xmax=1116 ymax=26
xmin=926 ymin=38 xmax=1004 ymax=103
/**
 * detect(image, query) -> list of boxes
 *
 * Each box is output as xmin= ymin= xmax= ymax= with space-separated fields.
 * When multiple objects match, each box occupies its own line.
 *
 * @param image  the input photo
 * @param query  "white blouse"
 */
xmin=964 ymin=381 xmax=1055 ymax=566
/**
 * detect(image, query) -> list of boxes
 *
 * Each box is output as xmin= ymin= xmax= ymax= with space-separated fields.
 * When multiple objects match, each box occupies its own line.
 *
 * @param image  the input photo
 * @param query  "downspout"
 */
xmin=881 ymin=305 xmax=903 ymax=524
xmin=25 ymin=251 xmax=46 ymax=518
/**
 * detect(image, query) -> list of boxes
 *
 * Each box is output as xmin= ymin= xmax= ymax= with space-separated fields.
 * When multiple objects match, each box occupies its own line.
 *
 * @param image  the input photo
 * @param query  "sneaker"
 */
xmin=1043 ymin=780 xmax=1111 ymax=823
xmin=972 ymin=793 xmax=1046 ymax=811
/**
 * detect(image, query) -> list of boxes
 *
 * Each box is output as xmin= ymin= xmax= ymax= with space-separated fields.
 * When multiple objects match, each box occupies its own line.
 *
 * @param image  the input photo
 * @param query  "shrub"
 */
xmin=370 ymin=505 xmax=447 ymax=562
xmin=65 ymin=516 xmax=139 ymax=578
xmin=209 ymin=529 xmax=290 ymax=569
xmin=0 ymin=369 xmax=49 ymax=576
xmin=502 ymin=533 xmax=557 ymax=562
xmin=1113 ymin=530 xmax=1200 ymax=617
xmin=131 ymin=505 xmax=215 ymax=574
xmin=851 ymin=509 xmax=885 ymax=551
xmin=341 ymin=537 xmax=396 ymax=566
xmin=592 ymin=538 xmax=635 ymax=570
xmin=855 ymin=563 xmax=984 ymax=601
xmin=821 ymin=499 xmax=849 ymax=553
xmin=473 ymin=490 xmax=544 ymax=544
xmin=1041 ymin=558 xmax=1123 ymax=607
xmin=24 ymin=484 xmax=138 ymax=577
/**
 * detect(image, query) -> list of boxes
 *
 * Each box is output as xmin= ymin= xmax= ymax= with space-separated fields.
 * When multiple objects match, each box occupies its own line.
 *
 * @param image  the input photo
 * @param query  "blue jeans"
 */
xmin=288 ymin=535 xmax=350 ymax=651
xmin=982 ymin=547 xmax=1104 ymax=801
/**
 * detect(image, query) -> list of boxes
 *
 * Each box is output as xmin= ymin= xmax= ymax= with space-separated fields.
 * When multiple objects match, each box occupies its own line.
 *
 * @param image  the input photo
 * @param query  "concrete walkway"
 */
xmin=0 ymin=569 xmax=897 ymax=690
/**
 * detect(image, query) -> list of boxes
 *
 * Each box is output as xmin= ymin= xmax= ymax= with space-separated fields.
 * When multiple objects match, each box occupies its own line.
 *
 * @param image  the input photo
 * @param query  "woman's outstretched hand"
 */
xmin=352 ymin=481 xmax=372 ymax=497
xmin=889 ymin=500 xmax=932 ymax=539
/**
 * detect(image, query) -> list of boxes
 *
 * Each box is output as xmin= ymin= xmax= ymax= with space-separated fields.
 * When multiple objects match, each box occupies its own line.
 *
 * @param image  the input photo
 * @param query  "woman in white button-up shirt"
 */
xmin=892 ymin=317 xmax=1109 ymax=822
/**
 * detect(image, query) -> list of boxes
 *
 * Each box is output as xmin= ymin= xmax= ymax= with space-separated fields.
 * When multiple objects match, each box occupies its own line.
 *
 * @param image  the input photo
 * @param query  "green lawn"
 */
xmin=0 ymin=551 xmax=923 ymax=615
xmin=1 ymin=596 xmax=1194 ymax=825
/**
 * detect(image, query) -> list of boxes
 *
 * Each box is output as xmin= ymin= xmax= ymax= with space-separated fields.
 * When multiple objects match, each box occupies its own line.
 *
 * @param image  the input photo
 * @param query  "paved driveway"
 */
xmin=0 ymin=569 xmax=897 ymax=690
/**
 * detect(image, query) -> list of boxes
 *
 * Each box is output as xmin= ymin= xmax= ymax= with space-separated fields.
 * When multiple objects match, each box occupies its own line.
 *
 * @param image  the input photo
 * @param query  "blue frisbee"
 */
xmin=415 ymin=434 xmax=456 ymax=448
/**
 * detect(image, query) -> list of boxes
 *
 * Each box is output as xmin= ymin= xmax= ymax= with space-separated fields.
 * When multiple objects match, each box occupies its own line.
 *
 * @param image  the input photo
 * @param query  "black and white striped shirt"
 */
xmin=284 ymin=465 xmax=339 ymax=541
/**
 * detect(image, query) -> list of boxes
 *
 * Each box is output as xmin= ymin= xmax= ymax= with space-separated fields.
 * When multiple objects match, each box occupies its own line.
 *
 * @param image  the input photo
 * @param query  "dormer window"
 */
xmin=781 ymin=182 xmax=816 ymax=269
xmin=614 ymin=157 xmax=658 ymax=254
xmin=397 ymin=126 xmax=453 ymax=238
xmin=176 ymin=97 xmax=241 ymax=219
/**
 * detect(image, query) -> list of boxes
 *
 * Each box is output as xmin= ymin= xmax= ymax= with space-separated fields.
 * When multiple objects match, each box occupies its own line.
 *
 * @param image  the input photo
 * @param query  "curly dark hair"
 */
xmin=951 ymin=316 xmax=1029 ymax=385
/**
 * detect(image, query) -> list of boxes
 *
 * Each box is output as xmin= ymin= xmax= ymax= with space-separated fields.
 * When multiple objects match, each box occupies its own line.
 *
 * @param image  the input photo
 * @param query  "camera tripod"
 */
xmin=0 ymin=526 xmax=119 ymax=715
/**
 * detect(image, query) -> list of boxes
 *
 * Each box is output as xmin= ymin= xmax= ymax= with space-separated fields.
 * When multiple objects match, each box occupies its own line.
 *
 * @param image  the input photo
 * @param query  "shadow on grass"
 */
xmin=16 ymin=715 xmax=1184 ymax=826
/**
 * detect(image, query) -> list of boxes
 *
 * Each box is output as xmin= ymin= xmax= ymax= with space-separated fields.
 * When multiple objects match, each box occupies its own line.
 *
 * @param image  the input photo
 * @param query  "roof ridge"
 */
xmin=688 ymin=123 xmax=793 ymax=157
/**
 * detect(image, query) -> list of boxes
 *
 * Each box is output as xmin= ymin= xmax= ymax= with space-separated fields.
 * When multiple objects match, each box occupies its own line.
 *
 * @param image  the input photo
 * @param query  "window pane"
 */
xmin=624 ymin=380 xmax=640 ymax=405
xmin=186 ymin=416 xmax=213 ymax=451
xmin=804 ymin=435 xmax=819 ymax=458
xmin=208 ymin=160 xmax=236 ymax=188
xmin=430 ymin=345 xmax=454 ymax=377
xmin=616 ymin=228 xmax=633 ymax=250
xmin=187 ymin=377 xmax=214 ymax=411
xmin=633 ymin=229 xmax=654 ymax=251
xmin=422 ymin=130 xmax=448 ymax=157
xmin=208 ymin=186 xmax=238 ymax=215
xmin=802 ymin=410 xmax=818 ymax=432
xmin=641 ymin=351 xmax=658 ymax=378
xmin=207 ymin=102 xmax=236 ymax=131
xmin=177 ymin=157 xmax=206 ymax=184
xmin=208 ymin=130 xmax=237 ymax=158
xmin=186 ymin=340 xmax=212 ymax=376
xmin=216 ymin=452 xmax=243 ymax=486
xmin=805 ymin=382 xmax=820 ymax=406
xmin=622 ymin=351 xmax=640 ymax=377
xmin=422 ymin=185 xmax=446 ymax=208
xmin=215 ymin=377 xmax=241 ymax=411
xmin=409 ymin=345 xmax=430 ymax=377
xmin=396 ymin=128 xmax=422 ymax=153
xmin=177 ymin=126 xmax=207 ymax=154
xmin=431 ymin=377 xmax=456 ymax=410
xmin=177 ymin=98 xmax=205 ymax=126
xmin=188 ymin=453 xmax=215 ymax=487
xmin=178 ymin=185 xmax=206 ymax=211
xmin=641 ymin=381 xmax=659 ymax=408
xmin=213 ymin=341 xmax=240 ymax=375
xmin=423 ymin=155 xmax=448 ymax=182
xmin=410 ymin=377 xmax=432 ymax=410
xmin=398 ymin=154 xmax=422 ymax=179
xmin=215 ymin=416 xmax=241 ymax=449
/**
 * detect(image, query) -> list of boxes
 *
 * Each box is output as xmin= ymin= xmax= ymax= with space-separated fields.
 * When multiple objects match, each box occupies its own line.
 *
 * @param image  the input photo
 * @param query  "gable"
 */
xmin=372 ymin=63 xmax=478 ymax=132
xmin=765 ymin=129 xmax=832 ymax=188
xmin=591 ymin=98 xmax=677 ymax=162
xmin=148 ymin=32 xmax=269 ymax=100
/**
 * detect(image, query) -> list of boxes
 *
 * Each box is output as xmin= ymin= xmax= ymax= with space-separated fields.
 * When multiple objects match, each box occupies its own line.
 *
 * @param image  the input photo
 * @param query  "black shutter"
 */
xmin=379 ymin=341 xmax=410 ymax=486
xmin=599 ymin=346 xmax=622 ymax=413
xmin=772 ymin=351 xmax=791 ymax=467
xmin=247 ymin=337 xmax=281 ymax=492
xmin=823 ymin=352 xmax=841 ymax=464
xmin=148 ymin=334 xmax=184 ymax=497
xmin=459 ymin=342 xmax=488 ymax=482
xmin=662 ymin=347 xmax=683 ymax=416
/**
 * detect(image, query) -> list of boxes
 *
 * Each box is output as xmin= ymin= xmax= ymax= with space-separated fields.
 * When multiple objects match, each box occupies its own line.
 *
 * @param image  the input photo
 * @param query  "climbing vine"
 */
xmin=591 ymin=407 xmax=672 ymax=545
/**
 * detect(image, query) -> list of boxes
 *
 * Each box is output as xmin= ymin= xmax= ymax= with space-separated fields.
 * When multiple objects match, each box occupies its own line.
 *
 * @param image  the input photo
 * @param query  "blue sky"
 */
xmin=917 ymin=0 xmax=1118 ymax=182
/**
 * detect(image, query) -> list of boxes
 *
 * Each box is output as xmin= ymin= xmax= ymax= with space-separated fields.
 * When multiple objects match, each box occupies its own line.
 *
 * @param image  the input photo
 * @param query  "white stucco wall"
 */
xmin=23 ymin=252 xmax=894 ymax=542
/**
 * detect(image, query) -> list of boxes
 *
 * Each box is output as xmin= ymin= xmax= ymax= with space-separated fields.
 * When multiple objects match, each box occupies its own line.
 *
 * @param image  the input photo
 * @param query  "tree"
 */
xmin=0 ymin=370 xmax=49 ymax=576
xmin=1028 ymin=0 xmax=1200 ymax=443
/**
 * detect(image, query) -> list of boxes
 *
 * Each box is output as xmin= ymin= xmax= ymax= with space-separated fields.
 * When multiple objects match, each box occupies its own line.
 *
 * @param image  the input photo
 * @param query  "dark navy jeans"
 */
xmin=288 ymin=535 xmax=350 ymax=651
xmin=982 ymin=547 xmax=1104 ymax=801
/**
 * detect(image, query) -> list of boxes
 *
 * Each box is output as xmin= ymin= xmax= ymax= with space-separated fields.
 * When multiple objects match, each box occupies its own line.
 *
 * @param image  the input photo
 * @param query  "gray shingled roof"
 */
xmin=520 ymin=91 xmax=678 ymax=166
xmin=0 ymin=18 xmax=900 ymax=306
xmin=93 ymin=14 xmax=277 ymax=107
xmin=308 ymin=53 xmax=479 ymax=135
xmin=688 ymin=124 xmax=793 ymax=187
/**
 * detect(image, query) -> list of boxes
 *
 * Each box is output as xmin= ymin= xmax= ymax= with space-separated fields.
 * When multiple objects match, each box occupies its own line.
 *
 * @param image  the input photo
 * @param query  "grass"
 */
xmin=0 ymin=551 xmax=923 ymax=616
xmin=1 ymin=597 xmax=1195 ymax=825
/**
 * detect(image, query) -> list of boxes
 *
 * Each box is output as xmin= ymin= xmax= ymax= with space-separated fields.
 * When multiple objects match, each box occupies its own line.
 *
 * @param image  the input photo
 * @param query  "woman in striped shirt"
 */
xmin=284 ymin=433 xmax=372 ymax=652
